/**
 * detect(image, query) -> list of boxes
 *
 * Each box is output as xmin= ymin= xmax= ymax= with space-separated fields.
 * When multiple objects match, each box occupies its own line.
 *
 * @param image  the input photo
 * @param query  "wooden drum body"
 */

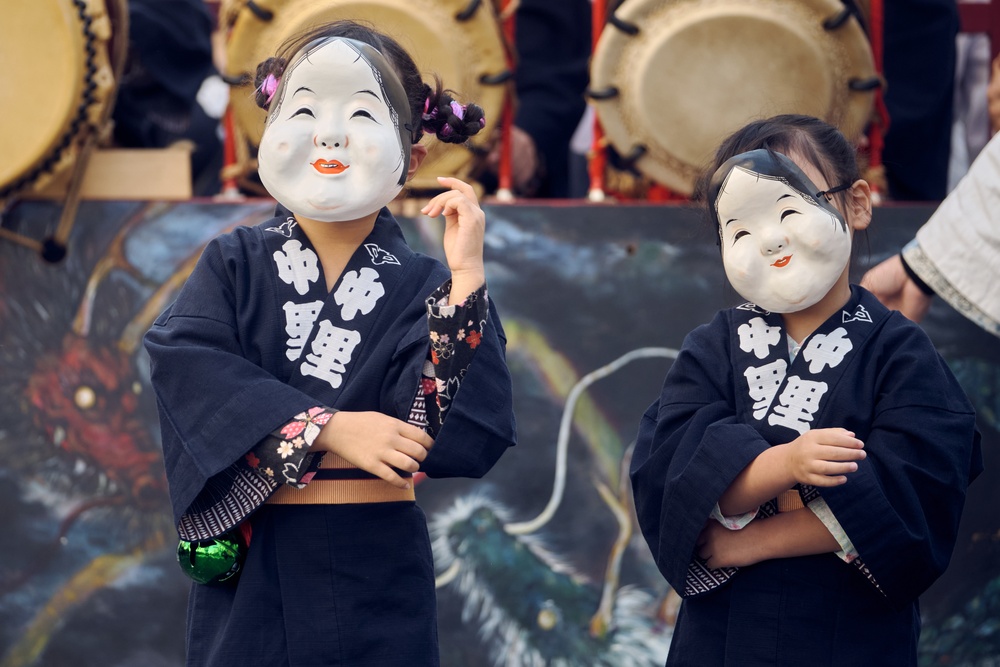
xmin=223 ymin=0 xmax=511 ymax=192
xmin=1 ymin=0 xmax=118 ymax=201
xmin=590 ymin=0 xmax=876 ymax=195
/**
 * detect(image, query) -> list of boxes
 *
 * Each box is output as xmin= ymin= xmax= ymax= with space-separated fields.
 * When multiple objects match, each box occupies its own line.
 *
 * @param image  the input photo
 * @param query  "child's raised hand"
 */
xmin=314 ymin=411 xmax=434 ymax=489
xmin=783 ymin=427 xmax=866 ymax=487
xmin=421 ymin=177 xmax=486 ymax=301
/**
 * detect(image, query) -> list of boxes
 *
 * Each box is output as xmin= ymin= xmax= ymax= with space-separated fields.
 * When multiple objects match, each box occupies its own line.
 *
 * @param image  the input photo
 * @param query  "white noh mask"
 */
xmin=257 ymin=38 xmax=412 ymax=222
xmin=713 ymin=152 xmax=851 ymax=313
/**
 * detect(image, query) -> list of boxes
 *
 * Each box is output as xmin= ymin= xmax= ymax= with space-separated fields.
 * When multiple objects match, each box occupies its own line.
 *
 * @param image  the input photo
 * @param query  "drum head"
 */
xmin=0 ymin=0 xmax=115 ymax=198
xmin=225 ymin=0 xmax=510 ymax=191
xmin=590 ymin=0 xmax=876 ymax=195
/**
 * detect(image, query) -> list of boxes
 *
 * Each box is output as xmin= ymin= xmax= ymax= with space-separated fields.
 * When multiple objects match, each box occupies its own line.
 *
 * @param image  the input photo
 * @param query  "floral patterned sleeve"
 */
xmin=251 ymin=279 xmax=489 ymax=483
xmin=176 ymin=282 xmax=488 ymax=541
xmin=246 ymin=406 xmax=336 ymax=487
xmin=176 ymin=406 xmax=335 ymax=541
xmin=408 ymin=280 xmax=489 ymax=437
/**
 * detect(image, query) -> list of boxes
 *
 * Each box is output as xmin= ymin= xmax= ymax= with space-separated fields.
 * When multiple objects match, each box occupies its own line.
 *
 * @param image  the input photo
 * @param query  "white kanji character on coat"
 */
xmin=334 ymin=267 xmax=384 ymax=321
xmin=802 ymin=327 xmax=853 ymax=374
xmin=300 ymin=320 xmax=361 ymax=388
xmin=768 ymin=376 xmax=828 ymax=434
xmin=744 ymin=359 xmax=787 ymax=420
xmin=738 ymin=317 xmax=782 ymax=359
xmin=273 ymin=240 xmax=319 ymax=295
xmin=282 ymin=300 xmax=324 ymax=360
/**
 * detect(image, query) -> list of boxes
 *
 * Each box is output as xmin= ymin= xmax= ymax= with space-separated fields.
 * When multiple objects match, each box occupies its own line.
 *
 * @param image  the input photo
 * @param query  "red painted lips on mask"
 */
xmin=312 ymin=159 xmax=349 ymax=174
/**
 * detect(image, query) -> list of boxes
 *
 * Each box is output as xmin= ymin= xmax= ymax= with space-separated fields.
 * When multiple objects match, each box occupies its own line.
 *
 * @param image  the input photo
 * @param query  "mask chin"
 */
xmin=296 ymin=185 xmax=403 ymax=223
xmin=739 ymin=270 xmax=840 ymax=314
xmin=752 ymin=291 xmax=826 ymax=314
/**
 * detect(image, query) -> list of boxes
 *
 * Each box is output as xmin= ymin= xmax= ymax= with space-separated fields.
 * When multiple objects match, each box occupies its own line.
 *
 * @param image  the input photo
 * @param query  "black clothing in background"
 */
xmin=112 ymin=0 xmax=222 ymax=196
xmin=478 ymin=0 xmax=591 ymax=198
xmin=882 ymin=0 xmax=959 ymax=201
xmin=513 ymin=0 xmax=591 ymax=198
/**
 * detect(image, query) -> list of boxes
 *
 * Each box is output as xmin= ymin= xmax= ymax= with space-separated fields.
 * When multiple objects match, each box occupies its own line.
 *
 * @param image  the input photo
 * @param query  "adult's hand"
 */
xmin=861 ymin=255 xmax=933 ymax=322
xmin=484 ymin=125 xmax=541 ymax=195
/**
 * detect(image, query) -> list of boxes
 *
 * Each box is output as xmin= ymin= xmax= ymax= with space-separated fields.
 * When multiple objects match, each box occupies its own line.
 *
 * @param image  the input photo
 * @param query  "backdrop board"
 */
xmin=0 ymin=201 xmax=996 ymax=667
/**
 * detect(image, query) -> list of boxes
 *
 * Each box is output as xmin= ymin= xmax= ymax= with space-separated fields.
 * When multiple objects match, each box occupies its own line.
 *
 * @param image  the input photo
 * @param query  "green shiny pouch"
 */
xmin=176 ymin=531 xmax=246 ymax=586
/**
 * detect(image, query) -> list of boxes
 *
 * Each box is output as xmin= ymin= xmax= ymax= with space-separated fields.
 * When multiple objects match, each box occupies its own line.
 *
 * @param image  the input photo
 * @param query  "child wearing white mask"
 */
xmin=630 ymin=114 xmax=982 ymax=667
xmin=144 ymin=20 xmax=515 ymax=667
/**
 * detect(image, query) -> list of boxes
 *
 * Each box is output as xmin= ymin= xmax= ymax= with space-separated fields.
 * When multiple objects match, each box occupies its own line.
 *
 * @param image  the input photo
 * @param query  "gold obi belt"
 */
xmin=266 ymin=453 xmax=416 ymax=505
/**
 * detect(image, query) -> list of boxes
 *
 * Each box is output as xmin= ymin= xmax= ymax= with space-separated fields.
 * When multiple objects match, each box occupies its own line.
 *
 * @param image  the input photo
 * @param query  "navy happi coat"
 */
xmin=145 ymin=207 xmax=516 ymax=666
xmin=631 ymin=286 xmax=982 ymax=667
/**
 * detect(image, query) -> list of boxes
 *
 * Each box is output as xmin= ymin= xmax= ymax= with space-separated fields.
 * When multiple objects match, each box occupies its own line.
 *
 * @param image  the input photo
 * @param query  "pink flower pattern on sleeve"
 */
xmin=176 ymin=280 xmax=490 ymax=542
xmin=247 ymin=406 xmax=336 ymax=488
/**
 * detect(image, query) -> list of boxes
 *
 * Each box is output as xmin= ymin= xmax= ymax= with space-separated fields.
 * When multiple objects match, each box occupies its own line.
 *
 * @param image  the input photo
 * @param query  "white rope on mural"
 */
xmin=504 ymin=346 xmax=679 ymax=536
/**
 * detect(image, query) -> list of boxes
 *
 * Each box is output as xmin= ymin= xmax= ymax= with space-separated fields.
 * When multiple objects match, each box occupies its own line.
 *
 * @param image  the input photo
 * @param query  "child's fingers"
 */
xmin=817 ymin=444 xmax=866 ymax=461
xmin=807 ymin=474 xmax=849 ymax=487
xmin=395 ymin=438 xmax=430 ymax=463
xmin=420 ymin=177 xmax=480 ymax=217
xmin=421 ymin=190 xmax=474 ymax=219
xmin=819 ymin=460 xmax=860 ymax=476
xmin=436 ymin=176 xmax=479 ymax=204
xmin=802 ymin=458 xmax=861 ymax=486
xmin=375 ymin=464 xmax=411 ymax=489
xmin=398 ymin=422 xmax=434 ymax=449
xmin=812 ymin=428 xmax=865 ymax=449
xmin=419 ymin=195 xmax=448 ymax=217
xmin=385 ymin=449 xmax=421 ymax=474
xmin=419 ymin=189 xmax=452 ymax=216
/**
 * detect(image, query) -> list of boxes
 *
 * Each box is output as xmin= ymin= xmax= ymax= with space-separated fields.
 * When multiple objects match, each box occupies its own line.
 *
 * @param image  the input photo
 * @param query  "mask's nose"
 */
xmin=761 ymin=231 xmax=788 ymax=256
xmin=314 ymin=127 xmax=347 ymax=149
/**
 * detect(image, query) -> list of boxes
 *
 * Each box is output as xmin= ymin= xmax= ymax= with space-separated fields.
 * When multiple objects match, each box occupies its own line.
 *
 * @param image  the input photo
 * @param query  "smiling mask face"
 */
xmin=713 ymin=151 xmax=851 ymax=313
xmin=257 ymin=38 xmax=412 ymax=222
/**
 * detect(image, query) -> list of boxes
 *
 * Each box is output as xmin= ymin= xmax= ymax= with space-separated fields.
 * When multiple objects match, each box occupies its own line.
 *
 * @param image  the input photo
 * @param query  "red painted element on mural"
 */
xmin=26 ymin=336 xmax=167 ymax=512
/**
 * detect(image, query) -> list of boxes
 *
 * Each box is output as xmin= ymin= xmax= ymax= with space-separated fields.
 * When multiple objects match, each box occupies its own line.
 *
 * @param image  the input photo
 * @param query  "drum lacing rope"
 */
xmin=585 ymin=86 xmax=620 ymax=100
xmin=456 ymin=0 xmax=483 ymax=21
xmin=479 ymin=70 xmax=513 ymax=85
xmin=849 ymin=77 xmax=883 ymax=91
xmin=0 ymin=0 xmax=122 ymax=263
xmin=823 ymin=7 xmax=854 ymax=30
xmin=245 ymin=1 xmax=273 ymax=22
xmin=819 ymin=0 xmax=888 ymax=199
xmin=608 ymin=13 xmax=639 ymax=35
xmin=824 ymin=1 xmax=885 ymax=95
xmin=617 ymin=145 xmax=648 ymax=172
xmin=583 ymin=10 xmax=620 ymax=101
xmin=0 ymin=0 xmax=99 ymax=204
